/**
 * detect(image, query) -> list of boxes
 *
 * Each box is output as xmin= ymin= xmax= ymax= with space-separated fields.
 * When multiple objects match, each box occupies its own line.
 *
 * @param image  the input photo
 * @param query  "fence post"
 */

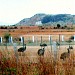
xmin=40 ymin=36 xmax=42 ymax=49
xmin=32 ymin=36 xmax=34 ymax=43
xmin=0 ymin=37 xmax=2 ymax=43
xmin=13 ymin=43 xmax=18 ymax=60
xmin=13 ymin=43 xmax=18 ymax=75
xmin=36 ymin=37 xmax=38 ymax=45
xmin=52 ymin=41 xmax=58 ymax=60
xmin=62 ymin=35 xmax=64 ymax=41
xmin=49 ymin=35 xmax=50 ymax=41
xmin=20 ymin=36 xmax=23 ymax=43
xmin=74 ymin=35 xmax=75 ymax=41
xmin=9 ymin=36 xmax=13 ymax=43
xmin=22 ymin=37 xmax=24 ymax=47
xmin=49 ymin=35 xmax=52 ymax=52
xmin=11 ymin=36 xmax=13 ymax=43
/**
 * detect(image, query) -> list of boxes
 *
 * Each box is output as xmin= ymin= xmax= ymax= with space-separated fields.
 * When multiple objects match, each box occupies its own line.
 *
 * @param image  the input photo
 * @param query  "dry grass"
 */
xmin=0 ymin=26 xmax=75 ymax=75
xmin=0 ymin=26 xmax=75 ymax=36
xmin=0 ymin=45 xmax=75 ymax=75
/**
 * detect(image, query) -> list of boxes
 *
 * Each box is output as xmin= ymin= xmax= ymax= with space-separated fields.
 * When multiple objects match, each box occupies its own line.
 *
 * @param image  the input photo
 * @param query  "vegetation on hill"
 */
xmin=15 ymin=14 xmax=75 ymax=26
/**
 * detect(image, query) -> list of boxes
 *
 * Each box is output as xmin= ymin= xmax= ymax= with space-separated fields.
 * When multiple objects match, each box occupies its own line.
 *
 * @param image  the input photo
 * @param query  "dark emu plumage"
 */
xmin=38 ymin=43 xmax=47 ymax=56
xmin=18 ymin=37 xmax=26 ymax=52
xmin=60 ymin=46 xmax=73 ymax=60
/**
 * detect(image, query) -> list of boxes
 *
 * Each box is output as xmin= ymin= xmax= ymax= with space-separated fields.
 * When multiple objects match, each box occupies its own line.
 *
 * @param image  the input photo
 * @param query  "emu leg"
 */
xmin=22 ymin=52 xmax=25 ymax=56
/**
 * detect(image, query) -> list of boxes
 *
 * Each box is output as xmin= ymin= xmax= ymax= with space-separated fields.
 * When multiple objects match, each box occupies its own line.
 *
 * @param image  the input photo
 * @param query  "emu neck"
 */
xmin=22 ymin=37 xmax=24 ymax=48
xmin=23 ymin=44 xmax=24 ymax=48
xmin=23 ymin=44 xmax=26 ymax=49
xmin=68 ymin=49 xmax=70 ymax=53
xmin=43 ymin=48 xmax=45 ymax=51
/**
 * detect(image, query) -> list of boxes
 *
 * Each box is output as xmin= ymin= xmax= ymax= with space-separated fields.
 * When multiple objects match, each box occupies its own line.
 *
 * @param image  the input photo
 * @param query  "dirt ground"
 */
xmin=0 ymin=26 xmax=75 ymax=36
xmin=0 ymin=45 xmax=75 ymax=63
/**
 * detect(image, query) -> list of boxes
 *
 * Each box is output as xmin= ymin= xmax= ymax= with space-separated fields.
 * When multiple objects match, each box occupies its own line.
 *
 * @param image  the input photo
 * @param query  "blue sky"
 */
xmin=0 ymin=0 xmax=75 ymax=25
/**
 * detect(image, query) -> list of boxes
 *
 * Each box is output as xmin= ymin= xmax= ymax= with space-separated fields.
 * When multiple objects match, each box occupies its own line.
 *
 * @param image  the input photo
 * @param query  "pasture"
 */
xmin=0 ymin=25 xmax=75 ymax=75
xmin=0 ymin=34 xmax=75 ymax=75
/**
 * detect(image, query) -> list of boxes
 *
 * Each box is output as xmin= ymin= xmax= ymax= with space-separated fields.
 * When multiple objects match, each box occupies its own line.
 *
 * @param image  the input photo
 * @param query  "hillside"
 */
xmin=16 ymin=13 xmax=46 ymax=26
xmin=15 ymin=14 xmax=75 ymax=26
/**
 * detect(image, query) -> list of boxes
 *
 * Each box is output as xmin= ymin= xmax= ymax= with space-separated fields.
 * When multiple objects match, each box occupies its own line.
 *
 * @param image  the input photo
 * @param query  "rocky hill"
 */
xmin=15 ymin=13 xmax=75 ymax=26
xmin=16 ymin=13 xmax=46 ymax=26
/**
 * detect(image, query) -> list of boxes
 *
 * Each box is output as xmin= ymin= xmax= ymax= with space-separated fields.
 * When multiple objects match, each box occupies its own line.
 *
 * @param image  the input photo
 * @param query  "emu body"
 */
xmin=38 ymin=48 xmax=45 ymax=56
xmin=60 ymin=52 xmax=70 ymax=60
xmin=18 ymin=44 xmax=26 ymax=52
xmin=38 ymin=43 xmax=47 ymax=56
xmin=60 ymin=47 xmax=72 ymax=60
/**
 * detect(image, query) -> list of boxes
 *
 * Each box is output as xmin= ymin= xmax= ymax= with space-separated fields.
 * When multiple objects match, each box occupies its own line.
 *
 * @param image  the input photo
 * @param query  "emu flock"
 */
xmin=17 ymin=37 xmax=74 ymax=61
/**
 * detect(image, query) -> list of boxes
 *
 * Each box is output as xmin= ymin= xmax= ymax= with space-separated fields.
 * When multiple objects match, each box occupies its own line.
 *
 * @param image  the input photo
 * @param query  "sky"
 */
xmin=0 ymin=0 xmax=75 ymax=25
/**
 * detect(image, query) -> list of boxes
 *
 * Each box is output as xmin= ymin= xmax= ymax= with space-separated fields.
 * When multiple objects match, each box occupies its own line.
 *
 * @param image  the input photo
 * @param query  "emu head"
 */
xmin=67 ymin=46 xmax=73 ymax=53
xmin=69 ymin=46 xmax=73 ymax=49
xmin=40 ymin=43 xmax=47 ymax=48
xmin=67 ymin=48 xmax=70 ymax=53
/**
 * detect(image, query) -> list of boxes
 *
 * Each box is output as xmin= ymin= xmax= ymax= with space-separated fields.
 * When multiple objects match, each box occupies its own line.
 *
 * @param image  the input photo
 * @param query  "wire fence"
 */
xmin=0 ymin=34 xmax=75 ymax=46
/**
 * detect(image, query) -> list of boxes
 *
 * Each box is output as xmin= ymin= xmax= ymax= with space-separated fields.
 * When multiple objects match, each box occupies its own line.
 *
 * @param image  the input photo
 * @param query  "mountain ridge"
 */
xmin=15 ymin=13 xmax=75 ymax=26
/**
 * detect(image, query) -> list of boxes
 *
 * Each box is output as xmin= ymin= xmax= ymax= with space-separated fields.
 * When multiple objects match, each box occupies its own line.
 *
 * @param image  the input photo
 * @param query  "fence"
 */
xmin=0 ymin=34 xmax=75 ymax=46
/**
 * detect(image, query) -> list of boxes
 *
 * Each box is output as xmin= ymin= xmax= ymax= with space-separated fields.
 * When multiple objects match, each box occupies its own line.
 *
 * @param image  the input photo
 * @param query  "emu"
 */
xmin=18 ymin=37 xmax=26 ymax=52
xmin=38 ymin=48 xmax=45 ymax=56
xmin=18 ymin=44 xmax=26 ymax=52
xmin=38 ymin=43 xmax=47 ymax=56
xmin=60 ymin=47 xmax=73 ymax=60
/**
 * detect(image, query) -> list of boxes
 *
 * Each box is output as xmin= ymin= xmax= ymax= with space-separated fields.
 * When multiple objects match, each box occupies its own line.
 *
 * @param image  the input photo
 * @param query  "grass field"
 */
xmin=0 ymin=45 xmax=75 ymax=75
xmin=0 ymin=26 xmax=75 ymax=75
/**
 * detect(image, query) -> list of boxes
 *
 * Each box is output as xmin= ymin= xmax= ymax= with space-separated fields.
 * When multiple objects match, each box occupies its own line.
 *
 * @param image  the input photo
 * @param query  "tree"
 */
xmin=4 ymin=33 xmax=11 ymax=49
xmin=57 ymin=24 xmax=61 ymax=28
xmin=69 ymin=36 xmax=74 ymax=40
